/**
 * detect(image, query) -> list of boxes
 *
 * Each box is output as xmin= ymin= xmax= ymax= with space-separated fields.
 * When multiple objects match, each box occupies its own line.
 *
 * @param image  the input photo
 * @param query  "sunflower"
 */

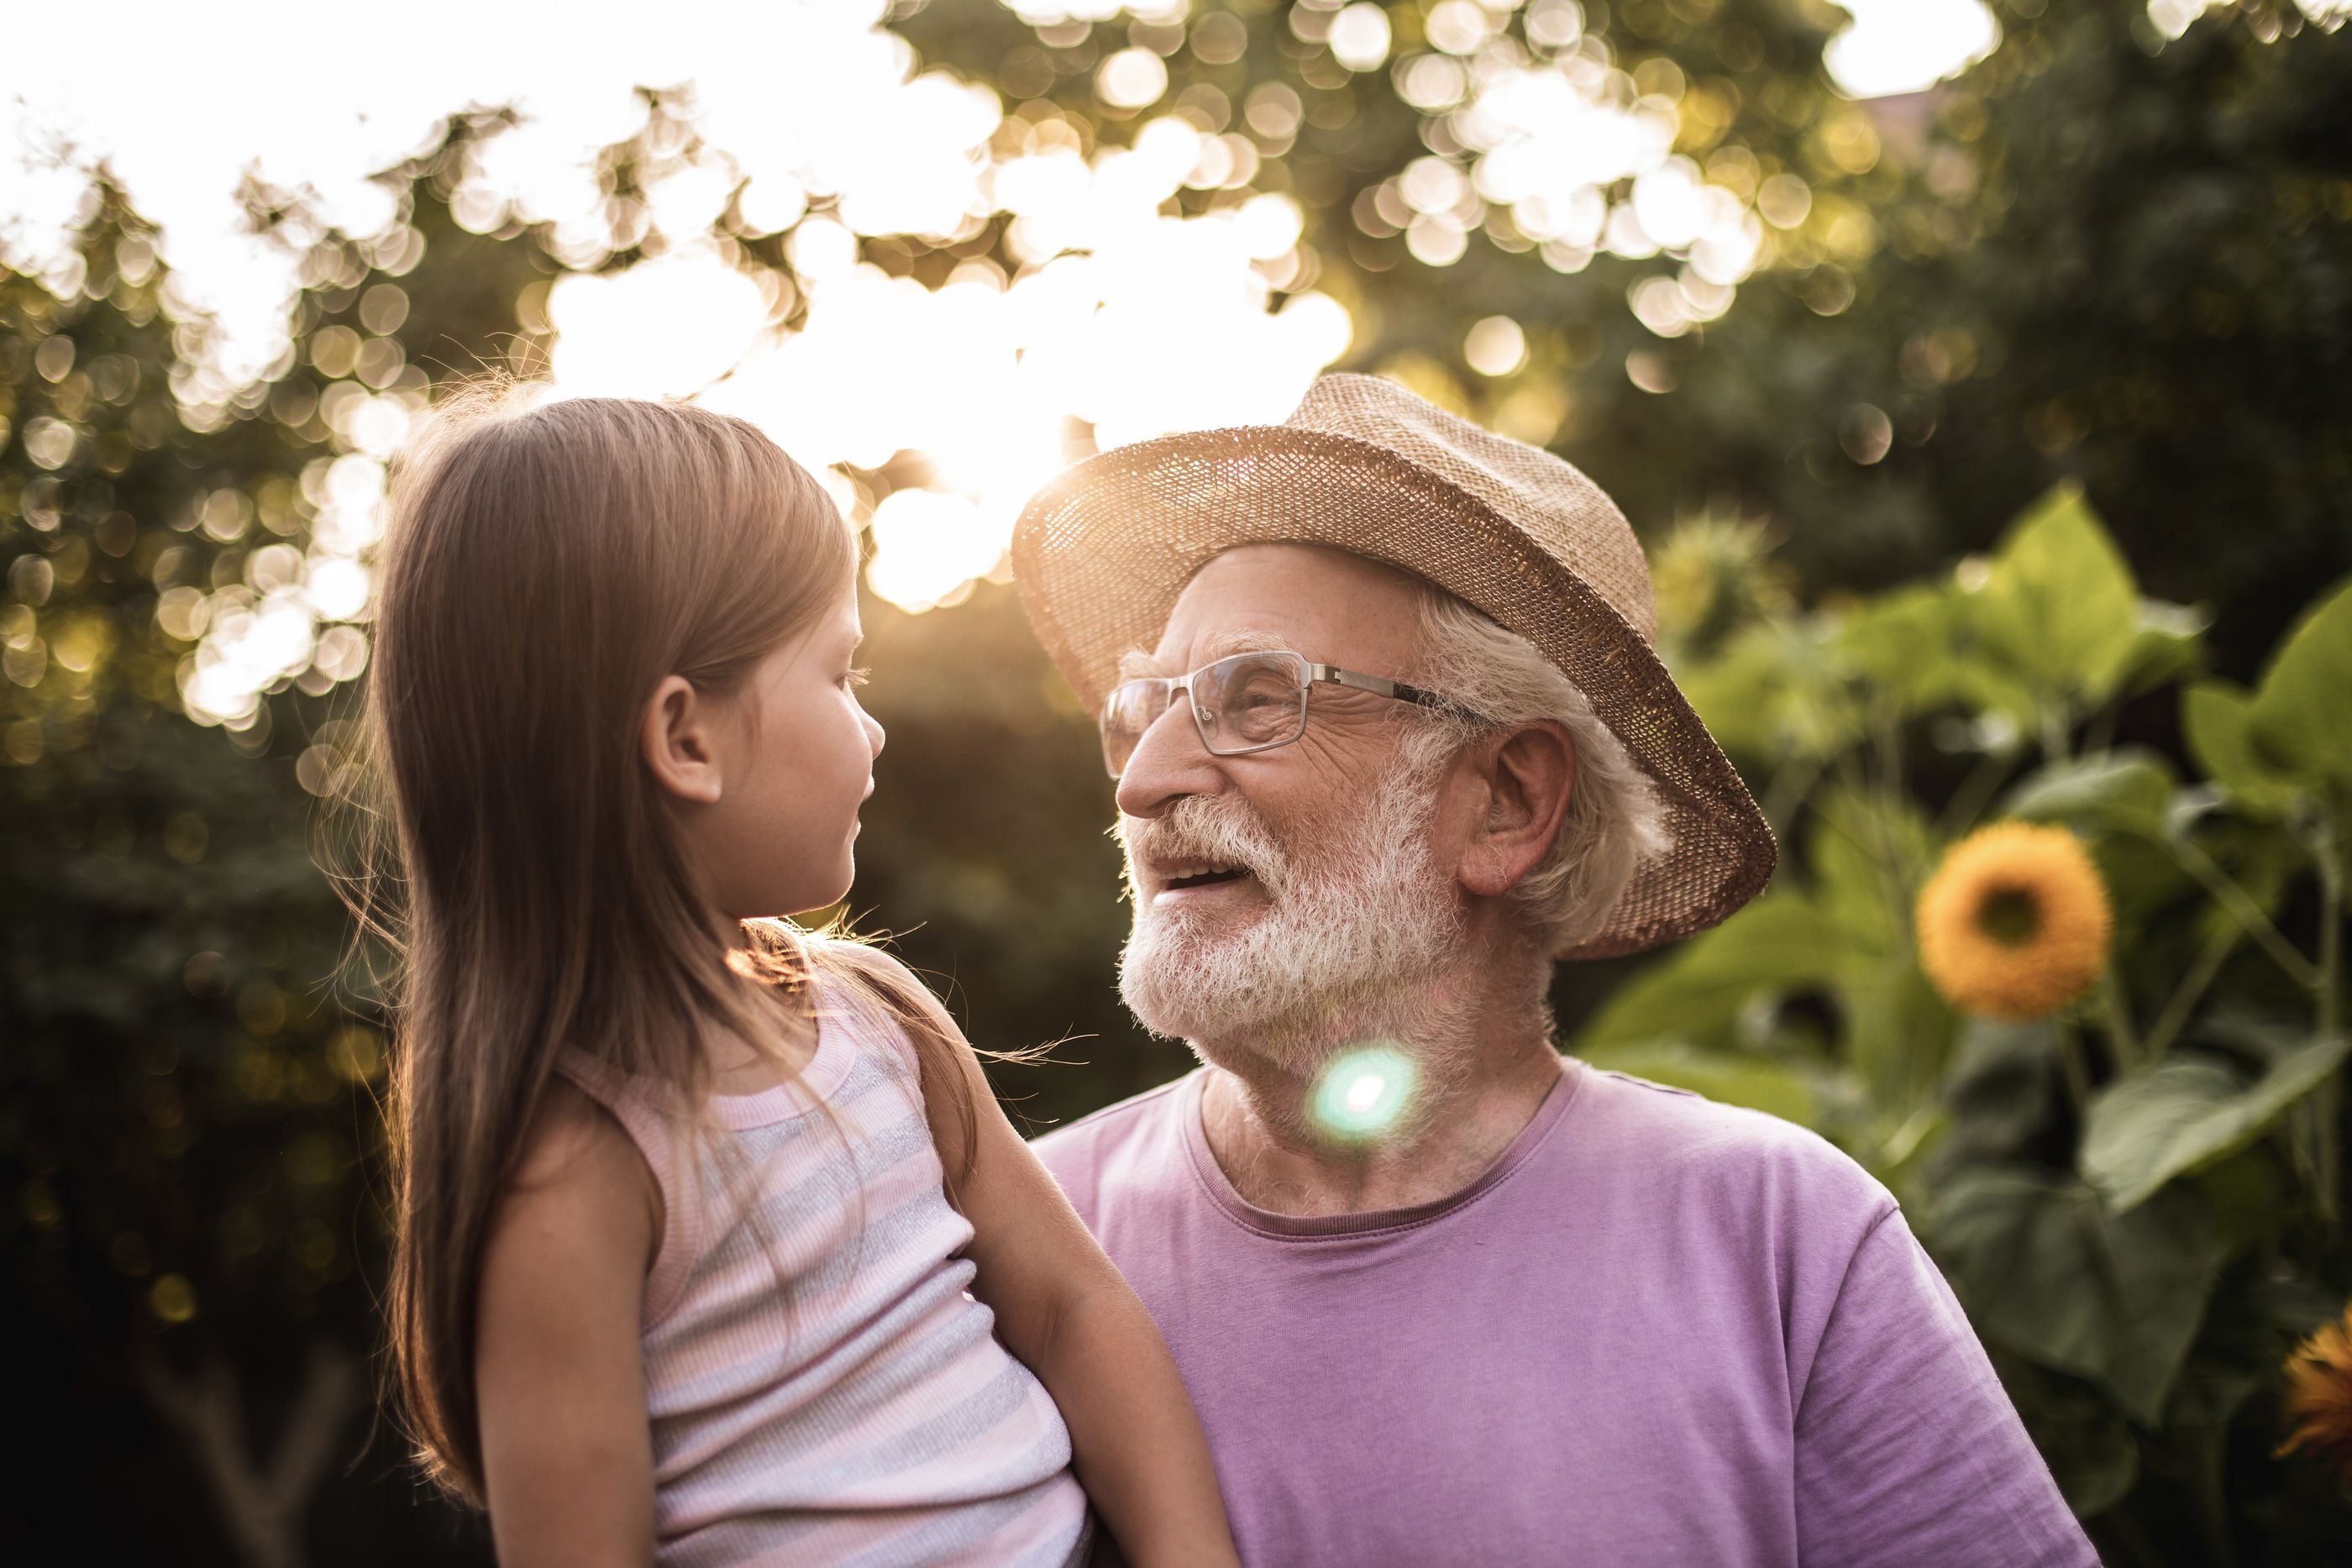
xmin=2277 ymin=1303 xmax=2352 ymax=1479
xmin=1915 ymin=821 xmax=2113 ymax=1020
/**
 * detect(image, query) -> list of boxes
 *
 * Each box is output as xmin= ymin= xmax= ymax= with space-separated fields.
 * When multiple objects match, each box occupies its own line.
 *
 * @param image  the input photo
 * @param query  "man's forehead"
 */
xmin=1117 ymin=629 xmax=1290 ymax=679
xmin=1121 ymin=546 xmax=1429 ymax=677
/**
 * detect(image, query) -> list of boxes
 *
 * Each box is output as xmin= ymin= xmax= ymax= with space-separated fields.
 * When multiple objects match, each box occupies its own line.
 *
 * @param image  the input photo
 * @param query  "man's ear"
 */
xmin=641 ymin=674 xmax=725 ymax=805
xmin=1457 ymin=721 xmax=1577 ymax=899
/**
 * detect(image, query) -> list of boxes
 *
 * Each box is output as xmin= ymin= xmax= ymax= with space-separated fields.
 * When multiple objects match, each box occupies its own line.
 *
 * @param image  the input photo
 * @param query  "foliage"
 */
xmin=0 ymin=171 xmax=538 ymax=1564
xmin=1582 ymin=484 xmax=2352 ymax=1557
xmin=1617 ymin=0 xmax=2352 ymax=679
xmin=4 ymin=1 xmax=2351 ymax=1562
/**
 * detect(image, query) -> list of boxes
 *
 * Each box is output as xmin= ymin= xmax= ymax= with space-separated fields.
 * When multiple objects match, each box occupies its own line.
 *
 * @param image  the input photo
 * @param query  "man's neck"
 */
xmin=1192 ymin=962 xmax=1566 ymax=1217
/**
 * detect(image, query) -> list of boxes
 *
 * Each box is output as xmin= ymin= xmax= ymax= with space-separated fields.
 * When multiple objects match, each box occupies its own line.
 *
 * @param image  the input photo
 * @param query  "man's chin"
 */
xmin=1118 ymin=936 xmax=1257 ymax=1045
xmin=1119 ymin=944 xmax=1333 ymax=1064
xmin=1117 ymin=954 xmax=1222 ymax=1043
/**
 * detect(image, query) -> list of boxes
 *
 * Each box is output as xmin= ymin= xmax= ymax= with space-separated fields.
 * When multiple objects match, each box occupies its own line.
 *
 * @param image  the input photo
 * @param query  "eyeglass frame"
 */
xmin=1098 ymin=647 xmax=1489 ymax=779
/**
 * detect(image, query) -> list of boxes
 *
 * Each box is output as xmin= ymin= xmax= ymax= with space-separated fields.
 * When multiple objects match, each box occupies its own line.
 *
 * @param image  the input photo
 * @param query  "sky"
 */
xmin=0 ymin=0 xmax=2123 ymax=725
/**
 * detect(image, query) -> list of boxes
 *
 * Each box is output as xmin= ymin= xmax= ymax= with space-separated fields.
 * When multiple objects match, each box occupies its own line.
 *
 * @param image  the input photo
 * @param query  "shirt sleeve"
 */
xmin=1793 ymin=1207 xmax=2099 ymax=1568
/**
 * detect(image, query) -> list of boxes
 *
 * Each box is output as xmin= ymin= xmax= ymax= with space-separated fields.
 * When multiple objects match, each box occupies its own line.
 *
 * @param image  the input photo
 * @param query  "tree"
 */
xmin=8 ymin=2 xmax=2350 ymax=1560
xmin=0 ymin=155 xmax=538 ymax=1562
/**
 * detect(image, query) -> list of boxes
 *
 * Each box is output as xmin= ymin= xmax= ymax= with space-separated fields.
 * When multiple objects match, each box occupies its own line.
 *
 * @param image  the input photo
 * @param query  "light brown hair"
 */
xmin=345 ymin=387 xmax=975 ymax=1503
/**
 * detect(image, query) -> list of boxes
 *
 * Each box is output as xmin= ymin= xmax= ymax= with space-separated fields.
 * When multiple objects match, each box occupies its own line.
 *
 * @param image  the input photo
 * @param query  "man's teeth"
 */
xmin=1168 ymin=864 xmax=1243 ymax=882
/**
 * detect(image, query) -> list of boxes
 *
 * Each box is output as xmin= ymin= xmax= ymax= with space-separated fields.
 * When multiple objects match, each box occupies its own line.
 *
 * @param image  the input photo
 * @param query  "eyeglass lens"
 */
xmin=1100 ymin=651 xmax=1310 ymax=776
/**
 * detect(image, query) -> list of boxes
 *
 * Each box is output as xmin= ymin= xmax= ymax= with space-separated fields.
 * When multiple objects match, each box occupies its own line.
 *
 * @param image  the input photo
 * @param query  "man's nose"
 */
xmin=1113 ymin=695 xmax=1223 ymax=820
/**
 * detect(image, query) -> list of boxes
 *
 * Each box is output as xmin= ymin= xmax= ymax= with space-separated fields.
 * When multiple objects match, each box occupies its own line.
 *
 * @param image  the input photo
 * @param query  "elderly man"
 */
xmin=1009 ymin=375 xmax=2093 ymax=1566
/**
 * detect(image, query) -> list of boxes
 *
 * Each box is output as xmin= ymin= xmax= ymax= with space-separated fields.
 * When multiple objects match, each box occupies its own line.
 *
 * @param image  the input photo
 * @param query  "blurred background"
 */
xmin=6 ymin=0 xmax=2351 ymax=1561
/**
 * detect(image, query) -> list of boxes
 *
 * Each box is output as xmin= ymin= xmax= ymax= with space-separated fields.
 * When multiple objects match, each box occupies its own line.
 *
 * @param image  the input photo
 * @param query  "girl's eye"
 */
xmin=840 ymin=666 xmax=870 ymax=690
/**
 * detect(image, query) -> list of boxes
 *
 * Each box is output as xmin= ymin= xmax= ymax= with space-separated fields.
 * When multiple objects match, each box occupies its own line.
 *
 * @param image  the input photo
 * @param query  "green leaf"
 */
xmin=1999 ymin=748 xmax=2176 ymax=836
xmin=2181 ymin=680 xmax=2302 ymax=817
xmin=1805 ymin=781 xmax=1938 ymax=957
xmin=2181 ymin=818 xmax=2302 ymax=955
xmin=1969 ymin=483 xmax=2144 ymax=711
xmin=1577 ymin=893 xmax=1837 ymax=1050
xmin=1836 ymin=581 xmax=1961 ymax=719
xmin=1792 ymin=784 xmax=1956 ymax=1111
xmin=1987 ymin=1358 xmax=2141 ymax=1518
xmin=1677 ymin=618 xmax=1860 ymax=764
xmin=1941 ymin=661 xmax=2044 ymax=738
xmin=1936 ymin=1019 xmax=2064 ymax=1170
xmin=2249 ymin=576 xmax=2352 ymax=788
xmin=1840 ymin=951 xmax=1961 ymax=1114
xmin=1930 ymin=1170 xmax=2223 ymax=1426
xmin=2117 ymin=600 xmax=2208 ymax=696
xmin=2081 ymin=1035 xmax=2350 ymax=1212
xmin=1576 ymin=1041 xmax=1819 ymax=1125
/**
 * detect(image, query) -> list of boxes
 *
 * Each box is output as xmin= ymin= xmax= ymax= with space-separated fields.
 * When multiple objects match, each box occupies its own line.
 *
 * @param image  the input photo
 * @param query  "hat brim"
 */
xmin=1011 ymin=423 xmax=1776 ymax=960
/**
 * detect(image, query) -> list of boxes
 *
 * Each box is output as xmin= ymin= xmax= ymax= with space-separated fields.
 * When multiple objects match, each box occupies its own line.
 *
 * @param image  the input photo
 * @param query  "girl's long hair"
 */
xmin=345 ymin=387 xmax=976 ymax=1504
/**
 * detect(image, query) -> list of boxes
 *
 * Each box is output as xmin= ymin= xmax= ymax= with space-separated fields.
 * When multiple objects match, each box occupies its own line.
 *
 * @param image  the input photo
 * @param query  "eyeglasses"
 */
xmin=1100 ymin=648 xmax=1485 ymax=779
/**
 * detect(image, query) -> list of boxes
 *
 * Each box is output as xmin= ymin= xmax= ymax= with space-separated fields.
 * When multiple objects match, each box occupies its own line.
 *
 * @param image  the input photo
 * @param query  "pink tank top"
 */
xmin=557 ymin=974 xmax=1088 ymax=1567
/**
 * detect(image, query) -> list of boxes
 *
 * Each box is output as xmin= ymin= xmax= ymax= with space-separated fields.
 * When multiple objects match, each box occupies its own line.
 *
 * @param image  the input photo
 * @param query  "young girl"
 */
xmin=360 ymin=389 xmax=1238 ymax=1567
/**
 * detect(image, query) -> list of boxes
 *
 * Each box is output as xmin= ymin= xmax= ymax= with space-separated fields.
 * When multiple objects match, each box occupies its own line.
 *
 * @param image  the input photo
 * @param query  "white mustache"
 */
xmin=1121 ymin=795 xmax=1291 ymax=898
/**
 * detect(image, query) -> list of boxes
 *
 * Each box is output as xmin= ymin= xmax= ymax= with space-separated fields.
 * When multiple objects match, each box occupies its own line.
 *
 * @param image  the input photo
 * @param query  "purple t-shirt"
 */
xmin=1034 ymin=1060 xmax=2095 ymax=1568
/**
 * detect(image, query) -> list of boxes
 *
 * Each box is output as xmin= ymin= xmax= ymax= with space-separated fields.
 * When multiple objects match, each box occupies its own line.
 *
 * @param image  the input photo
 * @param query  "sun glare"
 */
xmin=1310 ymin=1046 xmax=1420 ymax=1143
xmin=0 ymin=0 xmax=2128 ymax=730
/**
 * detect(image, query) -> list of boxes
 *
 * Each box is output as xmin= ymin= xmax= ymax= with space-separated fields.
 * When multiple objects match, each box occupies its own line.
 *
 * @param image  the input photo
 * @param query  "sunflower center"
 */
xmin=1976 ymin=885 xmax=2044 ymax=947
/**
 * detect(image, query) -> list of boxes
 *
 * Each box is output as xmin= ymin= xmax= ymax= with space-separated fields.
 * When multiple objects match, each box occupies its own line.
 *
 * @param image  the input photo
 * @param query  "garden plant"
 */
xmin=1584 ymin=490 xmax=2352 ymax=1560
xmin=5 ymin=0 xmax=2350 ymax=1561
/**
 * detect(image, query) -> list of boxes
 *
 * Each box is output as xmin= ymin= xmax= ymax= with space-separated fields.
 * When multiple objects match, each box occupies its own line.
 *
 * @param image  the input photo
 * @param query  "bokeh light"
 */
xmin=1 ymin=0 xmax=1363 ymax=726
xmin=1326 ymin=4 xmax=1394 ymax=75
xmin=1825 ymin=1 xmax=2002 ymax=100
xmin=0 ymin=0 xmax=2139 ymax=730
xmin=1310 ymin=1044 xmax=1420 ymax=1143
xmin=1464 ymin=316 xmax=1529 ymax=378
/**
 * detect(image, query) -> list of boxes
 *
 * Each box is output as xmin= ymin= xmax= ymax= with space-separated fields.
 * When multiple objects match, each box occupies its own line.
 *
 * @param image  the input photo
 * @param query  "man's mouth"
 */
xmin=1158 ymin=863 xmax=1255 ymax=894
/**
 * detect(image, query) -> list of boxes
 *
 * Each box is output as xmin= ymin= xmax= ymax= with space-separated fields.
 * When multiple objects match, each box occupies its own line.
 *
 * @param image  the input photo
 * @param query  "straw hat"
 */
xmin=1010 ymin=372 xmax=1775 ymax=960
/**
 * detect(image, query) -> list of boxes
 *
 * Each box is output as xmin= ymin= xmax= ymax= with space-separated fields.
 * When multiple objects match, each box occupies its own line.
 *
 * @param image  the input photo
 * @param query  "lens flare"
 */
xmin=1310 ymin=1045 xmax=1419 ymax=1142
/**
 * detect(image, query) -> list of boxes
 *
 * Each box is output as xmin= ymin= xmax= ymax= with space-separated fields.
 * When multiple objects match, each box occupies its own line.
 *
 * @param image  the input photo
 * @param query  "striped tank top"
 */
xmin=556 ymin=976 xmax=1089 ymax=1567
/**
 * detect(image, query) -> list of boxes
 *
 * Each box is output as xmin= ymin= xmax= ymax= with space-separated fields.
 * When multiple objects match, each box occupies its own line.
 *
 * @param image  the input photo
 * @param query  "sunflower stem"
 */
xmin=2308 ymin=805 xmax=2342 ymax=1223
xmin=2314 ymin=805 xmax=2342 ymax=1041
xmin=2165 ymin=836 xmax=2324 ymax=991
xmin=1875 ymin=705 xmax=1906 ymax=808
xmin=2082 ymin=697 xmax=2122 ymax=759
xmin=2189 ymin=1422 xmax=2243 ymax=1568
xmin=2095 ymin=967 xmax=2142 ymax=1073
xmin=2055 ymin=1017 xmax=2094 ymax=1115
xmin=1760 ymin=753 xmax=1824 ymax=841
xmin=2039 ymin=703 xmax=2072 ymax=766
xmin=2142 ymin=919 xmax=2239 ymax=1062
xmin=1830 ymin=753 xmax=1914 ymax=936
xmin=1932 ymin=747 xmax=2013 ymax=843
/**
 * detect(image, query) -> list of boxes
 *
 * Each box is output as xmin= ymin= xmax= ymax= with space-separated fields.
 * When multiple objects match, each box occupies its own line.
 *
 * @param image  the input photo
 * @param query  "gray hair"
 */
xmin=1405 ymin=589 xmax=1673 ymax=952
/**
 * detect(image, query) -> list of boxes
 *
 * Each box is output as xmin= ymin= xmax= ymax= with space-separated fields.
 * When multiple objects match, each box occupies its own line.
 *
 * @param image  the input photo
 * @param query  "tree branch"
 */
xmin=139 ymin=1339 xmax=363 ymax=1568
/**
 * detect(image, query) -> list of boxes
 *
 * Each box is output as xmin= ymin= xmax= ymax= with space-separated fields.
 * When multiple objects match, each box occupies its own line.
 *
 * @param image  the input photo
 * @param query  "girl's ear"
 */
xmin=641 ymin=674 xmax=725 ymax=805
xmin=1456 ymin=720 xmax=1577 ymax=900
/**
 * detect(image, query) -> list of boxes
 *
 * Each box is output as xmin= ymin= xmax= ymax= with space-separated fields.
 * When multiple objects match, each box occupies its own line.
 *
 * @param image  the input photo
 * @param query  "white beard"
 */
xmin=1116 ymin=753 xmax=1464 ymax=1072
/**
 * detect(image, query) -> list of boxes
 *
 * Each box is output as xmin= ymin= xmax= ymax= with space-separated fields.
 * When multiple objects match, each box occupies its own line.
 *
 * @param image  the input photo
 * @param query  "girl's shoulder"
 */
xmin=798 ymin=929 xmax=930 ymax=1009
xmin=724 ymin=921 xmax=936 ymax=1081
xmin=795 ymin=931 xmax=950 ymax=1072
xmin=492 ymin=1073 xmax=665 ymax=1280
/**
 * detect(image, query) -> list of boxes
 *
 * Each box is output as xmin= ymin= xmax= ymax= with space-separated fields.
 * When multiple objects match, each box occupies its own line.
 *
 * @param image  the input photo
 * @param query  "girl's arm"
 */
xmin=882 ymin=960 xmax=1241 ymax=1568
xmin=475 ymin=1083 xmax=660 ymax=1568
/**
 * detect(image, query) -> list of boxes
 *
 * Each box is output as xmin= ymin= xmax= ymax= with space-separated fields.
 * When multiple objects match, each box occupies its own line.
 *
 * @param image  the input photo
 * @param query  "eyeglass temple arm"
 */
xmin=1308 ymin=664 xmax=1488 ymax=724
